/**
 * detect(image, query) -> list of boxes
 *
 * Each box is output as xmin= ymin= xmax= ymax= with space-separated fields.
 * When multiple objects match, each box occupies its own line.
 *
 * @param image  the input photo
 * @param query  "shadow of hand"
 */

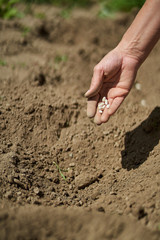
xmin=121 ymin=107 xmax=160 ymax=170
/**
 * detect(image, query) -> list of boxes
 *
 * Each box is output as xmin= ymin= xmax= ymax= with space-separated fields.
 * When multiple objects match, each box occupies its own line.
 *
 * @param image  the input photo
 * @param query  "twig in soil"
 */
xmin=53 ymin=161 xmax=67 ymax=181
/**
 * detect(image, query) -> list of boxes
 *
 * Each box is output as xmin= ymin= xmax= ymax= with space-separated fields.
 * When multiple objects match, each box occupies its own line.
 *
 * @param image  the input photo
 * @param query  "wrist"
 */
xmin=117 ymin=37 xmax=145 ymax=68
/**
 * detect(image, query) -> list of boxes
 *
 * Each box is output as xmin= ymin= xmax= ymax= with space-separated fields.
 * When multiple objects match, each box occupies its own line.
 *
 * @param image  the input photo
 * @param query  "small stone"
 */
xmin=75 ymin=171 xmax=79 ymax=176
xmin=69 ymin=162 xmax=75 ymax=167
xmin=63 ymin=191 xmax=69 ymax=197
xmin=69 ymin=153 xmax=73 ymax=158
xmin=132 ymin=206 xmax=147 ymax=220
xmin=114 ymin=142 xmax=120 ymax=147
xmin=50 ymin=192 xmax=56 ymax=200
xmin=117 ymin=209 xmax=123 ymax=215
xmin=34 ymin=72 xmax=46 ymax=86
xmin=69 ymin=185 xmax=73 ymax=190
xmin=5 ymin=191 xmax=13 ymax=199
xmin=79 ymin=200 xmax=83 ymax=206
xmin=54 ymin=177 xmax=60 ymax=184
xmin=33 ymin=199 xmax=41 ymax=205
xmin=5 ymin=103 xmax=11 ymax=111
xmin=135 ymin=83 xmax=141 ymax=90
xmin=13 ymin=178 xmax=26 ymax=190
xmin=17 ymin=191 xmax=22 ymax=196
xmin=75 ymin=172 xmax=103 ymax=190
xmin=110 ymin=191 xmax=117 ymax=195
xmin=10 ymin=154 xmax=19 ymax=165
xmin=1 ymin=123 xmax=6 ymax=130
xmin=26 ymin=197 xmax=32 ymax=203
xmin=34 ymin=187 xmax=40 ymax=195
xmin=91 ymin=191 xmax=100 ymax=200
xmin=8 ymin=175 xmax=14 ymax=183
xmin=141 ymin=99 xmax=147 ymax=107
xmin=24 ymin=105 xmax=35 ymax=114
xmin=115 ymin=167 xmax=121 ymax=172
xmin=67 ymin=169 xmax=74 ymax=178
xmin=97 ymin=207 xmax=105 ymax=213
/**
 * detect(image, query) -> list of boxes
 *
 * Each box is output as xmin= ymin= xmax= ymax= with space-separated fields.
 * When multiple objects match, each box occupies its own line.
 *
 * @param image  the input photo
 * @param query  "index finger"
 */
xmin=87 ymin=94 xmax=99 ymax=118
xmin=85 ymin=65 xmax=103 ymax=98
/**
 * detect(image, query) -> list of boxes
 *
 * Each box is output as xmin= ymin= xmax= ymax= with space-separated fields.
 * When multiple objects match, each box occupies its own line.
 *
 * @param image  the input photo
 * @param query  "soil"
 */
xmin=0 ymin=4 xmax=160 ymax=240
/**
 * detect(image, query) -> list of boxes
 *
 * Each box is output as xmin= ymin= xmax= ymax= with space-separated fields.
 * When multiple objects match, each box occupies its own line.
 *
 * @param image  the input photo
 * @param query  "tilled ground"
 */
xmin=0 ymin=4 xmax=160 ymax=240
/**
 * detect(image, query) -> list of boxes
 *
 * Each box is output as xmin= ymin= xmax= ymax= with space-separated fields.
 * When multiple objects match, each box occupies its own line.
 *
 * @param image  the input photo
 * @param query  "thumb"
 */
xmin=85 ymin=65 xmax=103 ymax=98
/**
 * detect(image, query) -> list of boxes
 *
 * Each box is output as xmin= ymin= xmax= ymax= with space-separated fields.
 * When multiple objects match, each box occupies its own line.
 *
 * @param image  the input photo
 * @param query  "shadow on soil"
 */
xmin=121 ymin=106 xmax=160 ymax=170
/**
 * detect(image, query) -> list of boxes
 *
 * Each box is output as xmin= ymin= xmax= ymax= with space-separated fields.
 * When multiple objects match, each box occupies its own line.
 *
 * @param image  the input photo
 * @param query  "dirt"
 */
xmin=0 ymin=4 xmax=160 ymax=240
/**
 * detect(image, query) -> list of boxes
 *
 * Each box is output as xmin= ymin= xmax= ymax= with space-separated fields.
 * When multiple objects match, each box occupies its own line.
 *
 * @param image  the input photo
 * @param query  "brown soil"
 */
xmin=0 ymin=4 xmax=160 ymax=240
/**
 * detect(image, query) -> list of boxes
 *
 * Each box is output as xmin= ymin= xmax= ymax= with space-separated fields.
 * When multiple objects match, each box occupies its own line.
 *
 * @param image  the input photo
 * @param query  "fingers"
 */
xmin=94 ymin=107 xmax=103 ymax=125
xmin=108 ymin=96 xmax=124 ymax=115
xmin=85 ymin=65 xmax=103 ymax=98
xmin=87 ymin=95 xmax=99 ymax=118
xmin=101 ymin=96 xmax=124 ymax=123
xmin=100 ymin=98 xmax=113 ymax=123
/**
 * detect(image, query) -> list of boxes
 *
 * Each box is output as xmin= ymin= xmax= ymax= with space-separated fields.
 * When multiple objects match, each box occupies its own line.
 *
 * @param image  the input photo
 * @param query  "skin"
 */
xmin=85 ymin=0 xmax=160 ymax=125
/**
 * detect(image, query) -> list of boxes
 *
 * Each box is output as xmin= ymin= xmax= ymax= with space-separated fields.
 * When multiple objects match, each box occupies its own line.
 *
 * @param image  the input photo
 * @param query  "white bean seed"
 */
xmin=105 ymin=99 xmax=108 ymax=105
xmin=102 ymin=97 xmax=106 ymax=102
xmin=98 ymin=102 xmax=105 ymax=107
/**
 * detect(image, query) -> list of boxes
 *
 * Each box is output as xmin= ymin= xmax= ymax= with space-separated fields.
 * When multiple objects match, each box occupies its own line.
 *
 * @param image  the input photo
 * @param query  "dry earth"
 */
xmin=0 ymin=4 xmax=160 ymax=240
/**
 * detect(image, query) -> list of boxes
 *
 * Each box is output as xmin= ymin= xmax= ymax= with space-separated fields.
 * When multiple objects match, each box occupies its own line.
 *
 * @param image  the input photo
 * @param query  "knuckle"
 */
xmin=93 ymin=64 xmax=101 ymax=73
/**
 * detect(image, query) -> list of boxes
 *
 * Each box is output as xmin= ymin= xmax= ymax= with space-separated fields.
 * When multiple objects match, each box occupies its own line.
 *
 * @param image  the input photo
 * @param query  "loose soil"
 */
xmin=0 ymin=4 xmax=160 ymax=240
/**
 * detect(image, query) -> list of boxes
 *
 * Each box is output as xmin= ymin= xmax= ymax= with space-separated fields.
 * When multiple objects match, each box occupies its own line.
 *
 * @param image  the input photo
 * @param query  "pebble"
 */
xmin=8 ymin=175 xmax=14 ymax=183
xmin=34 ymin=187 xmax=40 ymax=195
xmin=69 ymin=162 xmax=75 ymax=167
xmin=10 ymin=154 xmax=19 ymax=165
xmin=17 ymin=191 xmax=22 ymax=196
xmin=5 ymin=191 xmax=13 ymax=199
xmin=24 ymin=104 xmax=35 ymax=114
xmin=115 ymin=167 xmax=121 ymax=172
xmin=67 ymin=169 xmax=74 ymax=178
xmin=109 ymin=191 xmax=117 ymax=195
xmin=33 ymin=199 xmax=41 ymax=205
xmin=141 ymin=99 xmax=147 ymax=107
xmin=69 ymin=153 xmax=73 ymax=158
xmin=135 ymin=83 xmax=141 ymax=90
xmin=97 ymin=206 xmax=105 ymax=213
xmin=91 ymin=190 xmax=100 ymax=200
xmin=132 ymin=206 xmax=147 ymax=220
xmin=78 ymin=200 xmax=83 ymax=206
xmin=69 ymin=185 xmax=73 ymax=190
xmin=75 ymin=171 xmax=102 ymax=190
xmin=5 ymin=103 xmax=11 ymax=111
xmin=50 ymin=192 xmax=56 ymax=200
xmin=1 ymin=123 xmax=6 ymax=130
xmin=13 ymin=178 xmax=26 ymax=190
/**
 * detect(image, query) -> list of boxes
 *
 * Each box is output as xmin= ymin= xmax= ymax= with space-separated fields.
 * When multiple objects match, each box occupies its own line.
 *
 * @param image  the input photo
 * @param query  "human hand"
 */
xmin=85 ymin=47 xmax=140 ymax=125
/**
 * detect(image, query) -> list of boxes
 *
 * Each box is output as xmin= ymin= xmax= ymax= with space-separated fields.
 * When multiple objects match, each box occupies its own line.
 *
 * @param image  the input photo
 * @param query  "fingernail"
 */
xmin=84 ymin=90 xmax=90 ymax=97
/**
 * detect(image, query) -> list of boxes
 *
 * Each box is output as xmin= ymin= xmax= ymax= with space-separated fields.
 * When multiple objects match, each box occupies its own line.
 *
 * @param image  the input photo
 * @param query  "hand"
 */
xmin=85 ymin=47 xmax=140 ymax=125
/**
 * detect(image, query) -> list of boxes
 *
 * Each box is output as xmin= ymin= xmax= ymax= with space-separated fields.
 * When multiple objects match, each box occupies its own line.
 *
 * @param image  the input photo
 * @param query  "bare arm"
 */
xmin=85 ymin=0 xmax=160 ymax=125
xmin=118 ymin=0 xmax=160 ymax=65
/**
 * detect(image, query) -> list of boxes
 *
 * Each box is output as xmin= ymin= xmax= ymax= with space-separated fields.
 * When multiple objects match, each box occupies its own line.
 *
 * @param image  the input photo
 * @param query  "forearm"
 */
xmin=118 ymin=0 xmax=160 ymax=65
